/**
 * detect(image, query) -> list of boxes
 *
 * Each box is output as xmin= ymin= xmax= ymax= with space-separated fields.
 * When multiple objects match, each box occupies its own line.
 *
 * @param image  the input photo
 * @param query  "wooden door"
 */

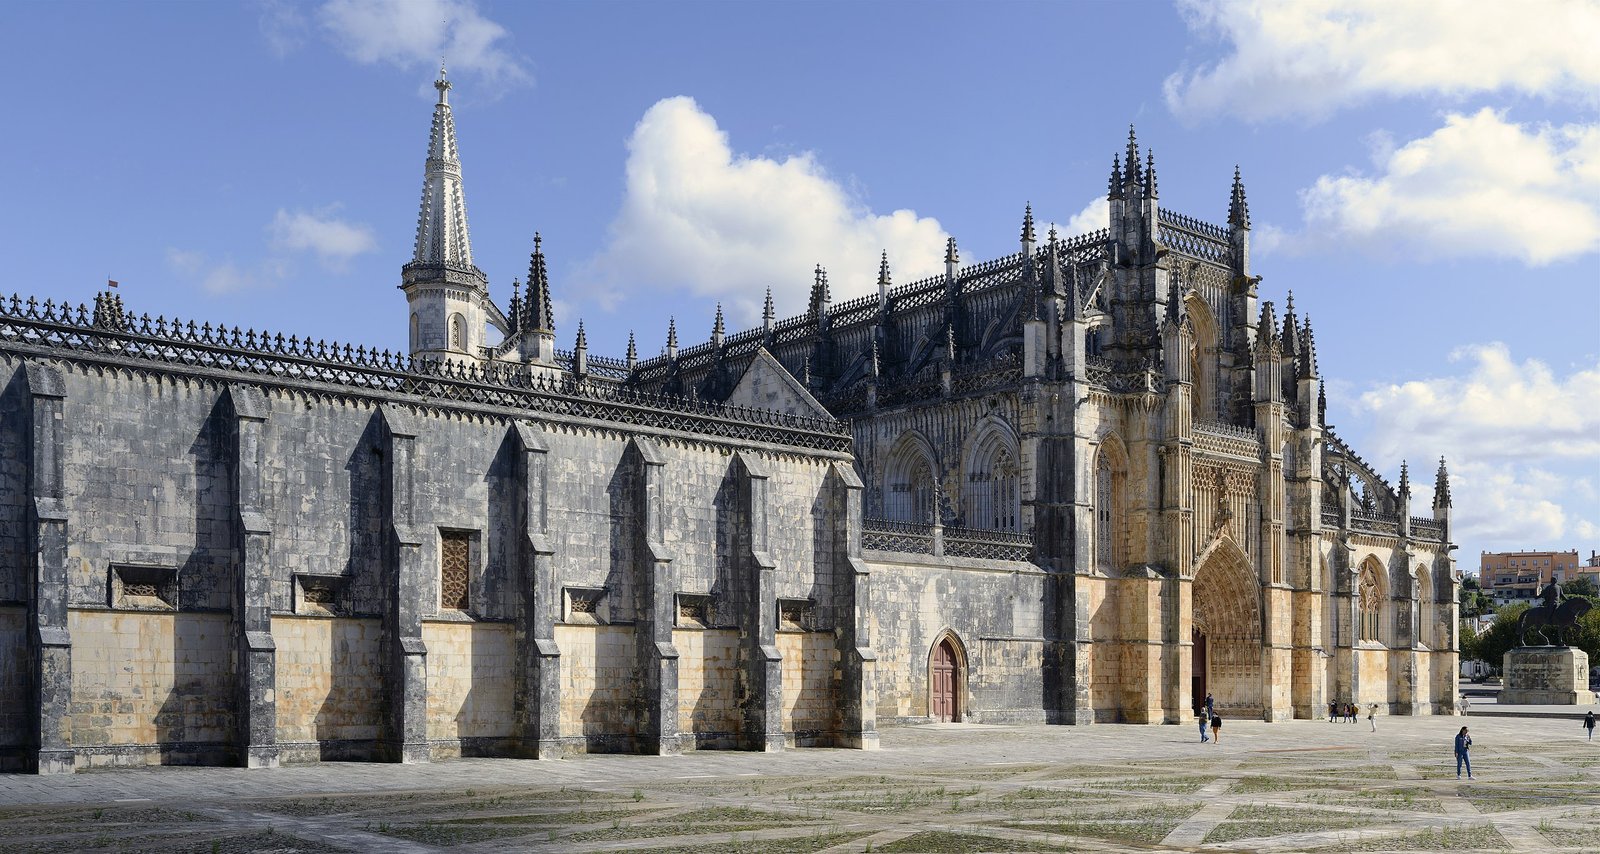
xmin=932 ymin=640 xmax=957 ymax=722
xmin=1191 ymin=629 xmax=1208 ymax=716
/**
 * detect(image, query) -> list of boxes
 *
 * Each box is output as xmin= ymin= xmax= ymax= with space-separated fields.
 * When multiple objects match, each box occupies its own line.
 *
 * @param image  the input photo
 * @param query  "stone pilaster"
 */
xmin=379 ymin=405 xmax=429 ymax=763
xmin=630 ymin=437 xmax=679 ymax=755
xmin=24 ymin=363 xmax=73 ymax=775
xmin=732 ymin=451 xmax=782 ymax=751
xmin=225 ymin=385 xmax=278 ymax=768
xmin=829 ymin=461 xmax=878 ymax=749
xmin=510 ymin=422 xmax=561 ymax=758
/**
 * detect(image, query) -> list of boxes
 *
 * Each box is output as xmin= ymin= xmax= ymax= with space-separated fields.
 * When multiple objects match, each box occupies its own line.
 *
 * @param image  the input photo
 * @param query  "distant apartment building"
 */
xmin=1479 ymin=549 xmax=1600 ymax=605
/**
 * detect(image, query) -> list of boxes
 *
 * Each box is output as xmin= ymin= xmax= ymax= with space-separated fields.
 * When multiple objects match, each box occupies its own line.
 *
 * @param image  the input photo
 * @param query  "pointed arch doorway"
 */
xmin=929 ymin=635 xmax=965 ymax=722
xmin=1192 ymin=539 xmax=1263 ymax=717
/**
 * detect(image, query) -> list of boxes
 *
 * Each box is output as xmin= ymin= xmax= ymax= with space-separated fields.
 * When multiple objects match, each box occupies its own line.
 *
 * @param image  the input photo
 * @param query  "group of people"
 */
xmin=1328 ymin=701 xmax=1380 ymax=730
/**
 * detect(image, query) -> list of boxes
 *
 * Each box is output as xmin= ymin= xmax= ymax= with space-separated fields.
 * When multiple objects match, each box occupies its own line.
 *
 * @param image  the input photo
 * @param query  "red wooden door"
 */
xmin=932 ymin=640 xmax=957 ymax=722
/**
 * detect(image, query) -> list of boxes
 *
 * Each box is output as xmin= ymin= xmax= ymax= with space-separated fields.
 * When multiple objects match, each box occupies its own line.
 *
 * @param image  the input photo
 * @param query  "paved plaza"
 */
xmin=2 ymin=712 xmax=1597 ymax=853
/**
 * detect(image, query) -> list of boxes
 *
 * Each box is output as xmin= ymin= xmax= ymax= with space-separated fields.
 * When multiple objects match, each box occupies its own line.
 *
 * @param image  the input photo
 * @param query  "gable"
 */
xmin=725 ymin=348 xmax=831 ymax=421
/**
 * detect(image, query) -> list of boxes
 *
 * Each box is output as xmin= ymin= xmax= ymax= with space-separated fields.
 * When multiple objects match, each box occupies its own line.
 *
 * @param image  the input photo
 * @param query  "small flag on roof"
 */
xmin=108 ymin=279 xmax=119 ymax=288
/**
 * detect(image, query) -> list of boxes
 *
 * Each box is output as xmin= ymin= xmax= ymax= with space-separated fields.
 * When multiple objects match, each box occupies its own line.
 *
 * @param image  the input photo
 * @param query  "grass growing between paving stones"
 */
xmin=805 ymin=785 xmax=984 ymax=813
xmin=1082 ymin=774 xmax=1214 ymax=793
xmin=630 ymin=830 xmax=874 ymax=854
xmin=558 ymin=806 xmax=819 ymax=843
xmin=1301 ymin=786 xmax=1446 ymax=812
xmin=997 ymin=803 xmax=1201 ymax=846
xmin=874 ymin=830 xmax=1065 ymax=852
xmin=1461 ymin=783 xmax=1600 ymax=813
xmin=1203 ymin=804 xmax=1374 ymax=844
xmin=1310 ymin=823 xmax=1508 ymax=851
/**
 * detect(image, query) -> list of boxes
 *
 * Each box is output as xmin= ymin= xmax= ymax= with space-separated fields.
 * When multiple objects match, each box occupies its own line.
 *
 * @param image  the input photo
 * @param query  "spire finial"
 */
xmin=666 ymin=316 xmax=678 ymax=353
xmin=626 ymin=329 xmax=638 ymax=366
xmin=523 ymin=232 xmax=554 ymax=333
xmin=878 ymin=250 xmax=891 ymax=286
xmin=575 ymin=319 xmax=587 ymax=350
xmin=434 ymin=62 xmax=452 ymax=105
xmin=1317 ymin=380 xmax=1327 ymax=423
xmin=712 ymin=303 xmax=725 ymax=338
xmin=944 ymin=236 xmax=959 ymax=265
xmin=1145 ymin=150 xmax=1158 ymax=198
xmin=762 ymin=286 xmax=775 ymax=330
xmin=1399 ymin=460 xmax=1411 ymax=494
xmin=1298 ymin=314 xmax=1319 ymax=378
xmin=809 ymin=264 xmax=831 ymax=316
xmin=1434 ymin=456 xmax=1453 ymax=509
xmin=1124 ymin=125 xmax=1141 ymax=187
xmin=1048 ymin=223 xmax=1059 ymax=246
xmin=1021 ymin=202 xmax=1036 ymax=245
xmin=1109 ymin=154 xmax=1123 ymax=200
xmin=1229 ymin=165 xmax=1251 ymax=228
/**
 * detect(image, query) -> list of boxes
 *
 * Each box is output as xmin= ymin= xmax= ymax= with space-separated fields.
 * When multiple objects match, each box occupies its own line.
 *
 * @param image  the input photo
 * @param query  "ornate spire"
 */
xmin=1317 ymin=380 xmax=1327 ymax=423
xmin=762 ymin=286 xmax=775 ymax=331
xmin=625 ymin=330 xmax=638 ymax=368
xmin=1298 ymin=314 xmax=1319 ymax=379
xmin=1021 ymin=202 xmax=1036 ymax=245
xmin=1048 ymin=223 xmax=1059 ymax=246
xmin=1434 ymin=457 xmax=1452 ymax=509
xmin=1124 ymin=125 xmax=1141 ymax=187
xmin=665 ymin=316 xmax=678 ymax=357
xmin=507 ymin=278 xmax=523 ymax=334
xmin=412 ymin=63 xmax=475 ymax=269
xmin=1229 ymin=165 xmax=1250 ymax=229
xmin=1398 ymin=460 xmax=1411 ymax=496
xmin=877 ymin=251 xmax=891 ymax=301
xmin=1145 ymin=151 xmax=1158 ymax=198
xmin=809 ymin=265 xmax=830 ymax=316
xmin=523 ymin=233 xmax=555 ymax=333
xmin=574 ymin=319 xmax=587 ymax=349
xmin=712 ymin=303 xmax=725 ymax=344
xmin=572 ymin=320 xmax=588 ymax=377
xmin=944 ymin=237 xmax=959 ymax=266
xmin=1108 ymin=154 xmax=1124 ymax=200
xmin=1280 ymin=290 xmax=1299 ymax=355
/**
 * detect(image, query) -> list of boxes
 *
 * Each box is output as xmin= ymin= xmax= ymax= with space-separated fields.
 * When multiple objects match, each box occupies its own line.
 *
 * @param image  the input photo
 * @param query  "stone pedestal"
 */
xmin=1500 ymin=647 xmax=1595 ymax=705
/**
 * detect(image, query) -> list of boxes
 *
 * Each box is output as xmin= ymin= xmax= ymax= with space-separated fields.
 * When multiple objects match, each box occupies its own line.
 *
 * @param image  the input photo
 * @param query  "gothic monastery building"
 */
xmin=0 ymin=71 xmax=1459 ymax=773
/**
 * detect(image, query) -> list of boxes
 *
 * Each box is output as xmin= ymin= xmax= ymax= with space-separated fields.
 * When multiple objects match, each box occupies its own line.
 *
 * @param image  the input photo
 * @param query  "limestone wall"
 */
xmin=422 ymin=620 xmax=515 ymax=751
xmin=866 ymin=555 xmax=1047 ymax=723
xmin=0 ymin=607 xmax=27 ymax=758
xmin=272 ymin=616 xmax=383 ymax=755
xmin=674 ymin=628 xmax=740 ymax=746
xmin=68 ymin=610 xmax=235 ymax=767
xmin=778 ymin=631 xmax=837 ymax=740
xmin=555 ymin=623 xmax=640 ymax=746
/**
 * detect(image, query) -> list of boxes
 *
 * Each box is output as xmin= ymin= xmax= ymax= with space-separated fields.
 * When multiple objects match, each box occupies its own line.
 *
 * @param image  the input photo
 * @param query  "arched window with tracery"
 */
xmin=1186 ymin=294 xmax=1220 ymax=422
xmin=885 ymin=436 xmax=937 ymax=524
xmin=1415 ymin=563 xmax=1434 ymax=649
xmin=965 ymin=424 xmax=1020 ymax=531
xmin=449 ymin=313 xmax=465 ymax=351
xmin=409 ymin=312 xmax=421 ymax=352
xmin=1358 ymin=558 xmax=1385 ymax=643
xmin=1094 ymin=438 xmax=1126 ymax=572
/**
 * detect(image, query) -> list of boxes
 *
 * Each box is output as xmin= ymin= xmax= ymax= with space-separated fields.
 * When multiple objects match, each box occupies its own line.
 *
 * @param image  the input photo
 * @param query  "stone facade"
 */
xmin=0 ymin=74 xmax=1459 ymax=774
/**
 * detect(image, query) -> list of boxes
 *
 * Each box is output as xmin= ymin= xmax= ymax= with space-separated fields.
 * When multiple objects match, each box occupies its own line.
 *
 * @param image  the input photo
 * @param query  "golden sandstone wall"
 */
xmin=422 ymin=621 xmax=514 ymax=752
xmin=555 ymin=623 xmax=639 ymax=745
xmin=272 ymin=617 xmax=383 ymax=754
xmin=673 ymin=627 xmax=740 ymax=746
xmin=778 ymin=631 xmax=837 ymax=740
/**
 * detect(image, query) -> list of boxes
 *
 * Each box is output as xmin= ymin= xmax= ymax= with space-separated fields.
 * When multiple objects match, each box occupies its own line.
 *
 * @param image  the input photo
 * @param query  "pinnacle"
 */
xmin=878 ymin=251 xmax=892 ymax=288
xmin=413 ymin=68 xmax=473 ymax=268
xmin=762 ymin=287 xmax=775 ymax=322
xmin=625 ymin=330 xmax=638 ymax=364
xmin=1229 ymin=165 xmax=1251 ymax=229
xmin=1021 ymin=203 xmax=1036 ymax=244
xmin=712 ymin=303 xmax=725 ymax=337
xmin=666 ymin=316 xmax=678 ymax=349
xmin=523 ymin=232 xmax=555 ymax=333
xmin=575 ymin=319 xmax=587 ymax=349
xmin=944 ymin=237 xmax=959 ymax=266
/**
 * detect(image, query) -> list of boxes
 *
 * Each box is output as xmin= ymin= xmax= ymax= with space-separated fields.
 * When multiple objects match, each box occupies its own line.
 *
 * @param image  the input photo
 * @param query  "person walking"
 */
xmin=1455 ymin=726 xmax=1473 ymax=779
xmin=1458 ymin=695 xmax=1471 ymax=716
xmin=1329 ymin=700 xmax=1337 ymax=722
xmin=1211 ymin=712 xmax=1223 ymax=745
xmin=1368 ymin=703 xmax=1378 ymax=732
xmin=1198 ymin=711 xmax=1210 ymax=743
xmin=1584 ymin=711 xmax=1595 ymax=741
xmin=1204 ymin=692 xmax=1215 ymax=719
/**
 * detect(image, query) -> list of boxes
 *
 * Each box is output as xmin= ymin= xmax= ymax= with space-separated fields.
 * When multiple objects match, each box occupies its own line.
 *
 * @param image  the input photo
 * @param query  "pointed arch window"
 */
xmin=1359 ymin=561 xmax=1384 ymax=643
xmin=410 ymin=312 xmax=421 ymax=352
xmin=1094 ymin=447 xmax=1124 ymax=572
xmin=965 ymin=427 xmax=1020 ymax=531
xmin=449 ymin=313 xmax=465 ymax=351
xmin=886 ymin=439 xmax=937 ymax=524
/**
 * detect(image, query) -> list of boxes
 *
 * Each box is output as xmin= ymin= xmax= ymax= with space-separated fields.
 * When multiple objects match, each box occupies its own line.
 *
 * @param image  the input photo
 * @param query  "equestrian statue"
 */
xmin=1517 ymin=582 xmax=1593 ymax=647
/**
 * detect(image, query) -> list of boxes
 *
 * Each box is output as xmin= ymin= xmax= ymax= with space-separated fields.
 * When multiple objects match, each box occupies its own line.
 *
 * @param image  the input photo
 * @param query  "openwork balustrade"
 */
xmin=0 ymin=292 xmax=853 ymax=452
xmin=861 ymin=518 xmax=1033 ymax=562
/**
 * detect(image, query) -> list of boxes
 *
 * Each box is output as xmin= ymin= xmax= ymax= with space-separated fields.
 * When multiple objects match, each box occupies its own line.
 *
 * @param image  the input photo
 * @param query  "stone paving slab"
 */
xmin=0 ymin=716 xmax=1595 ymax=852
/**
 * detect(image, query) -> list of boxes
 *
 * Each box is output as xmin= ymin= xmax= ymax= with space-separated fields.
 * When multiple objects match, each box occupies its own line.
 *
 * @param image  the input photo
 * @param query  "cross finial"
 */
xmin=435 ymin=62 xmax=452 ymax=105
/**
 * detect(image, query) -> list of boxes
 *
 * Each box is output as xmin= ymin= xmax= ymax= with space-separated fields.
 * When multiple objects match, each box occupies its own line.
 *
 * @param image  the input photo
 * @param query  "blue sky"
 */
xmin=3 ymin=0 xmax=1596 ymax=567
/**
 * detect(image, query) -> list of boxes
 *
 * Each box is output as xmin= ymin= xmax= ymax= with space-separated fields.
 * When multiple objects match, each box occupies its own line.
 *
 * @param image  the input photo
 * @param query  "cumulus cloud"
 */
xmin=269 ymin=207 xmax=378 ymax=269
xmin=1165 ymin=0 xmax=1600 ymax=122
xmin=1280 ymin=110 xmax=1600 ymax=265
xmin=264 ymin=0 xmax=530 ymax=91
xmin=1352 ymin=342 xmax=1600 ymax=548
xmin=578 ymin=96 xmax=952 ymax=323
xmin=1059 ymin=196 xmax=1110 ymax=238
xmin=165 ymin=249 xmax=287 ymax=296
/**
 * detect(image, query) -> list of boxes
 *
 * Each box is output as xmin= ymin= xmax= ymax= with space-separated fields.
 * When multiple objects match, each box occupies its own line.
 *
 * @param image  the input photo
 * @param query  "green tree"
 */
xmin=1564 ymin=575 xmax=1598 ymax=599
xmin=1459 ymin=575 xmax=1492 ymax=618
xmin=1468 ymin=603 xmax=1528 ymax=666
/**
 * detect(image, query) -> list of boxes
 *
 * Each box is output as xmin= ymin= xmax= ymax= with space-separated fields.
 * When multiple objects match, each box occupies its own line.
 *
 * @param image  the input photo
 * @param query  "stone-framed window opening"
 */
xmin=564 ymin=587 xmax=608 ymax=625
xmin=409 ymin=312 xmax=420 ymax=352
xmin=1358 ymin=558 xmax=1386 ymax=644
xmin=1186 ymin=293 xmax=1220 ymax=422
xmin=448 ymin=312 xmax=465 ymax=351
xmin=1093 ymin=437 xmax=1128 ymax=573
xmin=964 ymin=423 xmax=1020 ymax=532
xmin=109 ymin=564 xmax=177 ymax=611
xmin=438 ymin=529 xmax=477 ymax=613
xmin=1415 ymin=563 xmax=1435 ymax=649
xmin=885 ymin=436 xmax=937 ymax=524
xmin=675 ymin=593 xmax=713 ymax=629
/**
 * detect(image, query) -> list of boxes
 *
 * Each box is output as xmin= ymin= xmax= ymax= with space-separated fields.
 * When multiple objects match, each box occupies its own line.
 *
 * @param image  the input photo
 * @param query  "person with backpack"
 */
xmin=1584 ymin=711 xmax=1595 ymax=742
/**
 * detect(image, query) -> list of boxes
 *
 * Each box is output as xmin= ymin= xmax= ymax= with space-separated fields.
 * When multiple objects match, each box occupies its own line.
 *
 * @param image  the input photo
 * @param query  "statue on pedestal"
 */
xmin=1517 ymin=582 xmax=1592 ymax=647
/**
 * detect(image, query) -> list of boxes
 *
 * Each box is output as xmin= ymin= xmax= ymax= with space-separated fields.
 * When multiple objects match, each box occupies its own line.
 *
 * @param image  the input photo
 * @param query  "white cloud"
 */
xmin=1059 ymin=196 xmax=1109 ymax=238
xmin=1353 ymin=342 xmax=1600 ymax=549
xmin=1286 ymin=110 xmax=1600 ymax=264
xmin=578 ymin=96 xmax=951 ymax=323
xmin=1165 ymin=0 xmax=1600 ymax=122
xmin=301 ymin=0 xmax=530 ymax=91
xmin=269 ymin=207 xmax=378 ymax=269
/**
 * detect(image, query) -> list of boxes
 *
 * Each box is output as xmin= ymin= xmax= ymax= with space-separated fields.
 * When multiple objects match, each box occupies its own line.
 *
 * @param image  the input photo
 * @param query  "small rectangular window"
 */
xmin=110 ymin=564 xmax=177 ymax=610
xmin=439 ymin=530 xmax=472 ymax=612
